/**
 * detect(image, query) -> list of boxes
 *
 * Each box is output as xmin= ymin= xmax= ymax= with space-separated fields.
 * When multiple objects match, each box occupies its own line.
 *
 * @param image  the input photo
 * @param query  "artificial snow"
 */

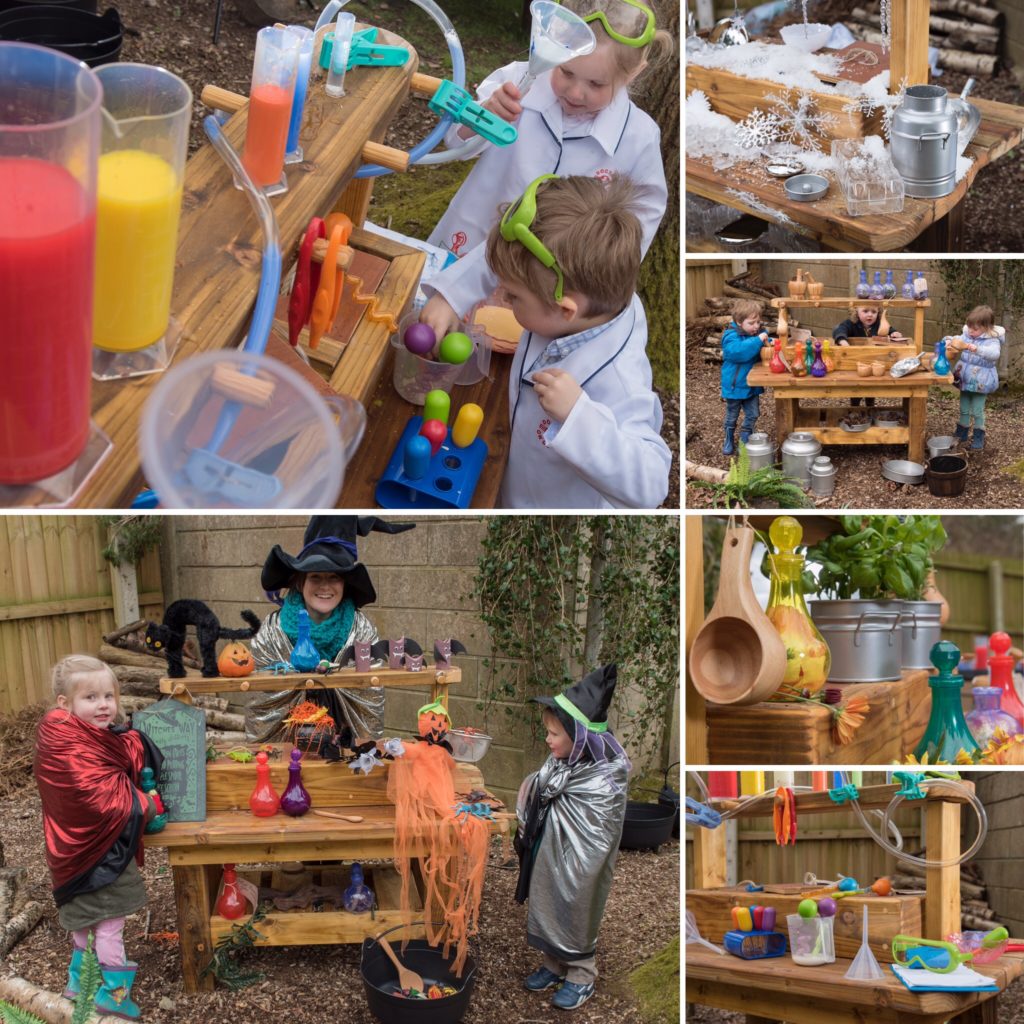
xmin=724 ymin=188 xmax=799 ymax=227
xmin=686 ymin=90 xmax=764 ymax=170
xmin=687 ymin=40 xmax=842 ymax=93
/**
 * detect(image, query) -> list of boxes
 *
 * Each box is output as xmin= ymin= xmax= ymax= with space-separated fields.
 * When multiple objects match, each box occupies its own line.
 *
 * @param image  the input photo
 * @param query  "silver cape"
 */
xmin=244 ymin=609 xmax=382 ymax=740
xmin=516 ymin=754 xmax=628 ymax=961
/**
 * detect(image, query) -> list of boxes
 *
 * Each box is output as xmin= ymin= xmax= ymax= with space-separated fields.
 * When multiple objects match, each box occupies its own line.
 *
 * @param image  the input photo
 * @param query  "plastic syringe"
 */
xmin=325 ymin=11 xmax=355 ymax=98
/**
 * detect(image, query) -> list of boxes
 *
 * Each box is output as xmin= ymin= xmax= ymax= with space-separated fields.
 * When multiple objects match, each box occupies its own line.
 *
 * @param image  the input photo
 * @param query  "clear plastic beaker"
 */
xmin=455 ymin=321 xmax=491 ymax=386
xmin=391 ymin=312 xmax=466 ymax=404
xmin=786 ymin=915 xmax=835 ymax=966
xmin=241 ymin=26 xmax=301 ymax=195
xmin=0 ymin=42 xmax=102 ymax=486
xmin=284 ymin=26 xmax=314 ymax=164
xmin=92 ymin=63 xmax=192 ymax=379
xmin=139 ymin=349 xmax=366 ymax=508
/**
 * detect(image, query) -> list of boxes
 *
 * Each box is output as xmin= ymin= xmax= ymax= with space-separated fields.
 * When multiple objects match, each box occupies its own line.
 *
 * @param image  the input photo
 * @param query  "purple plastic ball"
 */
xmin=403 ymin=321 xmax=436 ymax=356
xmin=817 ymin=897 xmax=837 ymax=918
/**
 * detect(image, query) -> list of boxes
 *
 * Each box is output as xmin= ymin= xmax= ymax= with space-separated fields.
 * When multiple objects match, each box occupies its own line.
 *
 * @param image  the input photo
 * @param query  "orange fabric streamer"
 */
xmin=387 ymin=741 xmax=488 ymax=976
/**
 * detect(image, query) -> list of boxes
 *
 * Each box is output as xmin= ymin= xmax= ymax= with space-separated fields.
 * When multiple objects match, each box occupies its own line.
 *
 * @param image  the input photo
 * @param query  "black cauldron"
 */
xmin=619 ymin=800 xmax=676 ymax=851
xmin=0 ymin=5 xmax=121 ymax=65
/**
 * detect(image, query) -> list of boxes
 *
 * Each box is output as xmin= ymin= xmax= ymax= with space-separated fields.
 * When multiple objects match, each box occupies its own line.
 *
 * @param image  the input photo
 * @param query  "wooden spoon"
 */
xmin=311 ymin=809 xmax=364 ymax=823
xmin=688 ymin=524 xmax=787 ymax=705
xmin=377 ymin=935 xmax=425 ymax=993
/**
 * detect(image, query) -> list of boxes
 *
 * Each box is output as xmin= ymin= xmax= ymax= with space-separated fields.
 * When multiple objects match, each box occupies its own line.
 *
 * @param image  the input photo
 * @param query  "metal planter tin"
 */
xmin=781 ymin=432 xmax=821 ymax=488
xmin=809 ymin=599 xmax=903 ymax=683
xmin=809 ymin=456 xmax=836 ymax=497
xmin=745 ymin=431 xmax=776 ymax=471
xmin=900 ymin=600 xmax=943 ymax=670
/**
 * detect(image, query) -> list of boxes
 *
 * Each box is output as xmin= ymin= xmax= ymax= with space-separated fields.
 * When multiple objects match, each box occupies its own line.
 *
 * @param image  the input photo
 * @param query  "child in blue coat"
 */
xmin=948 ymin=305 xmax=1004 ymax=450
xmin=720 ymin=299 xmax=768 ymax=455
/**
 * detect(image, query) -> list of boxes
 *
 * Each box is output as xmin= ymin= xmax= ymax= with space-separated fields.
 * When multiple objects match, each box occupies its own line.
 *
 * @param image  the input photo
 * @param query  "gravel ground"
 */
xmin=684 ymin=345 xmax=1024 ymax=509
xmin=0 ymin=783 xmax=679 ymax=1024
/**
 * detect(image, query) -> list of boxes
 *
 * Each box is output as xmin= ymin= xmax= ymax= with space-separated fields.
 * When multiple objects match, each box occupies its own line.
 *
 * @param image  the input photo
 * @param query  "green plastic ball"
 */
xmin=439 ymin=332 xmax=474 ymax=365
xmin=797 ymin=899 xmax=818 ymax=919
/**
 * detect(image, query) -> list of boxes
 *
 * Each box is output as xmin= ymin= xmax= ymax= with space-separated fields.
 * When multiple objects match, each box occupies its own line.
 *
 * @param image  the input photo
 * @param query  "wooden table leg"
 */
xmin=745 ymin=1016 xmax=780 ymax=1024
xmin=172 ymin=864 xmax=215 ymax=993
xmin=776 ymin=396 xmax=795 ymax=439
xmin=334 ymin=176 xmax=376 ymax=228
xmin=911 ymin=200 xmax=965 ymax=252
xmin=908 ymin=395 xmax=927 ymax=463
xmin=949 ymin=996 xmax=999 ymax=1023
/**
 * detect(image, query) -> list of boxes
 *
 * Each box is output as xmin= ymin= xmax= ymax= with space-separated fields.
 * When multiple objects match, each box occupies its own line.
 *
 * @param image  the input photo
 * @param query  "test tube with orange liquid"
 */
xmin=241 ymin=26 xmax=301 ymax=196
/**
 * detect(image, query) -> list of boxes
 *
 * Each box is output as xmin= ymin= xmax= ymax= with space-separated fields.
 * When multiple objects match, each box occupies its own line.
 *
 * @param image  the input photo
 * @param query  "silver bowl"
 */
xmin=840 ymin=419 xmax=871 ymax=432
xmin=882 ymin=459 xmax=926 ymax=485
xmin=784 ymin=174 xmax=829 ymax=202
xmin=874 ymin=414 xmax=903 ymax=428
xmin=927 ymin=435 xmax=956 ymax=459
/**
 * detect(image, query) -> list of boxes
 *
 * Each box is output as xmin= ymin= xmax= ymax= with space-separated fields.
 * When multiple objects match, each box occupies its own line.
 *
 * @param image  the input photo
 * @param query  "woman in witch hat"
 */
xmin=245 ymin=516 xmax=413 ymax=743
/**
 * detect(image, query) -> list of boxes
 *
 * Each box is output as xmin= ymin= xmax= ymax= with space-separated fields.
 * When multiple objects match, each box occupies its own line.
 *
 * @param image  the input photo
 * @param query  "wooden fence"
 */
xmin=0 ymin=517 xmax=163 ymax=714
xmin=685 ymin=259 xmax=744 ymax=319
xmin=933 ymin=552 xmax=1023 ymax=654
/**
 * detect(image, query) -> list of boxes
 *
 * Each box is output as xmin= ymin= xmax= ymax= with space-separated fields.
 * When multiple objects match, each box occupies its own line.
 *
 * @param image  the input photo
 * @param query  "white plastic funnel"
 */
xmin=685 ymin=910 xmax=725 ymax=955
xmin=844 ymin=905 xmax=884 ymax=981
xmin=528 ymin=0 xmax=596 ymax=82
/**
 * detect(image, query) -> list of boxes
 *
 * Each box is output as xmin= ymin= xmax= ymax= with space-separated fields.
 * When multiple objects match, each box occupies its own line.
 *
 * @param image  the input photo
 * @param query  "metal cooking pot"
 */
xmin=900 ymin=600 xmax=943 ymax=670
xmin=781 ymin=431 xmax=821 ymax=488
xmin=810 ymin=599 xmax=903 ymax=683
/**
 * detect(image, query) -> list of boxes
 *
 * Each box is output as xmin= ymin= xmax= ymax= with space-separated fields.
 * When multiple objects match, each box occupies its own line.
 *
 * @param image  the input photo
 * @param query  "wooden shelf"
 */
xmin=773 ymin=297 xmax=931 ymax=308
xmin=705 ymin=669 xmax=933 ymax=764
xmin=159 ymin=665 xmax=460 ymax=695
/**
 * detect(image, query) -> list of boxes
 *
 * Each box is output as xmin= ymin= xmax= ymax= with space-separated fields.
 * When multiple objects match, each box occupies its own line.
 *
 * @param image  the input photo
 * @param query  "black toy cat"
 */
xmin=145 ymin=600 xmax=261 ymax=678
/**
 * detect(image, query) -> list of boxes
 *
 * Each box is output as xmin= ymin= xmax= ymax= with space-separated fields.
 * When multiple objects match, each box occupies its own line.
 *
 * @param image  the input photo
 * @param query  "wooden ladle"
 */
xmin=689 ymin=524 xmax=787 ymax=705
xmin=377 ymin=935 xmax=426 ymax=993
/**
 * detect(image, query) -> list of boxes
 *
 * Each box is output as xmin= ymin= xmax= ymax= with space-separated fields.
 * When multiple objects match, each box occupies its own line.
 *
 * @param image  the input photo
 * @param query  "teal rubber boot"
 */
xmin=63 ymin=947 xmax=84 ymax=999
xmin=95 ymin=962 xmax=142 ymax=1020
xmin=971 ymin=428 xmax=985 ymax=450
xmin=954 ymin=423 xmax=969 ymax=442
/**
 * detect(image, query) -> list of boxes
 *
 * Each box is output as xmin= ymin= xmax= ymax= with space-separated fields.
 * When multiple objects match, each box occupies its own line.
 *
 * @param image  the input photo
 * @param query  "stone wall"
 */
xmin=157 ymin=515 xmax=678 ymax=804
xmin=970 ymin=773 xmax=1024 ymax=937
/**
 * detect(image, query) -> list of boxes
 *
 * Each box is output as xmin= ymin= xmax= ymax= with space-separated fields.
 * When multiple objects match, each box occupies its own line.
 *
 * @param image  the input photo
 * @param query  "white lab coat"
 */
xmin=427 ymin=61 xmax=667 ymax=259
xmin=499 ymin=295 xmax=671 ymax=509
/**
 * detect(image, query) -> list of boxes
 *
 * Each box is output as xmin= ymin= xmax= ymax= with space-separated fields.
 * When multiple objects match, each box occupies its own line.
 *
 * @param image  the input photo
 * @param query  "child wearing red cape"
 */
xmin=33 ymin=655 xmax=163 ymax=1021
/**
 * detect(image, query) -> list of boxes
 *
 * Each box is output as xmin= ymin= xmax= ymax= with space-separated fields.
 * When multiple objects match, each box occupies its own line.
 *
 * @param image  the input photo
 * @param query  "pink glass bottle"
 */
xmin=989 ymin=632 xmax=1024 ymax=731
xmin=280 ymin=747 xmax=312 ymax=816
xmin=249 ymin=750 xmax=280 ymax=816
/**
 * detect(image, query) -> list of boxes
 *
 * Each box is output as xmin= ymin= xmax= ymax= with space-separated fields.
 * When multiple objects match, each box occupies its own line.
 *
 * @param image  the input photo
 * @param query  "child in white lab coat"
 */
xmin=421 ymin=0 xmax=672 ymax=338
xmin=485 ymin=174 xmax=670 ymax=508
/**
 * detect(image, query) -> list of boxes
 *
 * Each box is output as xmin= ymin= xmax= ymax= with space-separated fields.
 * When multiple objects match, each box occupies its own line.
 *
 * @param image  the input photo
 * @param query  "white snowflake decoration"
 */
xmin=766 ymin=91 xmax=838 ymax=152
xmin=735 ymin=107 xmax=782 ymax=150
xmin=844 ymin=76 xmax=907 ymax=140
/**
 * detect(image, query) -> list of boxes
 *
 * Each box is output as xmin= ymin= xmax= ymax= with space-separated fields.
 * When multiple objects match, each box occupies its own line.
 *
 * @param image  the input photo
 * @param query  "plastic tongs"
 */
xmin=685 ymin=796 xmax=722 ymax=830
xmin=773 ymin=787 xmax=797 ymax=846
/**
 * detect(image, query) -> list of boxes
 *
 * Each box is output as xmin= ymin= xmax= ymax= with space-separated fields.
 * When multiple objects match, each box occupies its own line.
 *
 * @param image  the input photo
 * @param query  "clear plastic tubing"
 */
xmin=285 ymin=26 xmax=314 ymax=162
xmin=325 ymin=11 xmax=355 ymax=98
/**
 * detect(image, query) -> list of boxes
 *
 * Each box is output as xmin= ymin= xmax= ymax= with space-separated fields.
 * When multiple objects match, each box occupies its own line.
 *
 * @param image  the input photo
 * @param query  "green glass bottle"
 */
xmin=765 ymin=516 xmax=831 ymax=700
xmin=914 ymin=641 xmax=981 ymax=763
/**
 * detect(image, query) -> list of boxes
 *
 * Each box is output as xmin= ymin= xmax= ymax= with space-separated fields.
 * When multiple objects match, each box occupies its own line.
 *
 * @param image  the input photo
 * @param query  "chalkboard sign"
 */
xmin=132 ymin=699 xmax=207 ymax=822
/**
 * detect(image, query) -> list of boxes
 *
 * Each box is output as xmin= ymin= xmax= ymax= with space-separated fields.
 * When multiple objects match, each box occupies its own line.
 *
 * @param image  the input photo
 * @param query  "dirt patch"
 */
xmin=684 ymin=343 xmax=1024 ymax=509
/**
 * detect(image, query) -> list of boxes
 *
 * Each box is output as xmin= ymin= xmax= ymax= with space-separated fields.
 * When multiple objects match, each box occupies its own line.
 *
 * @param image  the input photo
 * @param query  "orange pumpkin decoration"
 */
xmin=417 ymin=700 xmax=451 ymax=743
xmin=218 ymin=641 xmax=255 ymax=677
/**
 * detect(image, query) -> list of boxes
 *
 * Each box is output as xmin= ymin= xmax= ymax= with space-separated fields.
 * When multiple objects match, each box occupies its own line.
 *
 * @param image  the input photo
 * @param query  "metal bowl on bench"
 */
xmin=873 ymin=412 xmax=903 ymax=428
xmin=881 ymin=459 xmax=926 ymax=485
xmin=840 ymin=418 xmax=871 ymax=432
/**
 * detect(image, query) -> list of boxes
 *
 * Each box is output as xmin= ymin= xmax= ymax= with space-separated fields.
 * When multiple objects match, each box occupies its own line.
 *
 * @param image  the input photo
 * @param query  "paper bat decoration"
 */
xmin=433 ymin=638 xmax=467 ymax=671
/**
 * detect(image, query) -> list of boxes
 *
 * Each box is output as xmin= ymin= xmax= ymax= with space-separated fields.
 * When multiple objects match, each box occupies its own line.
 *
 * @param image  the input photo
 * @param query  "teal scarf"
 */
xmin=279 ymin=591 xmax=355 ymax=662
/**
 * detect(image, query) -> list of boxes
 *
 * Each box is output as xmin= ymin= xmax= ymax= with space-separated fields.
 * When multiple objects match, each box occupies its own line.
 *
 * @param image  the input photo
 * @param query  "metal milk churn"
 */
xmin=745 ymin=431 xmax=776 ymax=470
xmin=890 ymin=82 xmax=981 ymax=198
xmin=809 ymin=456 xmax=836 ymax=497
xmin=781 ymin=431 xmax=821 ymax=487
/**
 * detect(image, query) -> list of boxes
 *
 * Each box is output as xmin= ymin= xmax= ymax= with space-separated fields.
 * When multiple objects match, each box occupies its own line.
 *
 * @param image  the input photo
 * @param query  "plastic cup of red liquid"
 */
xmin=0 ymin=42 xmax=102 ymax=486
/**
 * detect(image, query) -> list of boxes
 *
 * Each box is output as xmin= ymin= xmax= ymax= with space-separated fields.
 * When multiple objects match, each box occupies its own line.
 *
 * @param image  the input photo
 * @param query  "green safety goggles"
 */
xmin=499 ymin=173 xmax=565 ymax=302
xmin=891 ymin=936 xmax=973 ymax=975
xmin=562 ymin=0 xmax=656 ymax=47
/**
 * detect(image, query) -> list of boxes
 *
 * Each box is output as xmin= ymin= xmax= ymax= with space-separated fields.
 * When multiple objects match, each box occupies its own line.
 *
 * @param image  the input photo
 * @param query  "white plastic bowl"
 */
xmin=780 ymin=22 xmax=831 ymax=53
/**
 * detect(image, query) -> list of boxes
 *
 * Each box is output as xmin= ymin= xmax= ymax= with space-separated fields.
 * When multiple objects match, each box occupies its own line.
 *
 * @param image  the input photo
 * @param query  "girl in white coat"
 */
xmin=421 ymin=0 xmax=672 ymax=338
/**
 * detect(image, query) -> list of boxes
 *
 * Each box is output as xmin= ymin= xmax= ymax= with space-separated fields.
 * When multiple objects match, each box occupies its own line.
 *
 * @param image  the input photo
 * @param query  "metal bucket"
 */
xmin=809 ymin=599 xmax=903 ymax=683
xmin=900 ymin=600 xmax=943 ymax=670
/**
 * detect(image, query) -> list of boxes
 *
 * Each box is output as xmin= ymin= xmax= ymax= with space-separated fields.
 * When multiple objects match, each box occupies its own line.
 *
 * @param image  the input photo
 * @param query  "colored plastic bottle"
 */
xmin=914 ymin=271 xmax=929 ymax=298
xmin=901 ymin=271 xmax=915 ymax=299
xmin=770 ymin=337 xmax=787 ymax=374
xmin=914 ymin=641 xmax=981 ymax=763
xmin=855 ymin=269 xmax=870 ymax=299
xmin=140 ymin=766 xmax=168 ymax=833
xmin=989 ymin=631 xmax=1024 ymax=731
xmin=882 ymin=269 xmax=897 ymax=299
xmin=249 ymin=751 xmax=281 ymax=816
xmin=280 ymin=747 xmax=312 ymax=816
xmin=811 ymin=340 xmax=827 ymax=377
xmin=792 ymin=340 xmax=807 ymax=377
xmin=342 ymin=863 xmax=376 ymax=912
xmin=804 ymin=338 xmax=814 ymax=375
xmin=869 ymin=271 xmax=883 ymax=300
xmin=765 ymin=517 xmax=831 ymax=700
xmin=966 ymin=688 xmax=1021 ymax=747
xmin=290 ymin=608 xmax=321 ymax=671
xmin=217 ymin=864 xmax=247 ymax=919
xmin=933 ymin=340 xmax=950 ymax=376
xmin=821 ymin=338 xmax=835 ymax=372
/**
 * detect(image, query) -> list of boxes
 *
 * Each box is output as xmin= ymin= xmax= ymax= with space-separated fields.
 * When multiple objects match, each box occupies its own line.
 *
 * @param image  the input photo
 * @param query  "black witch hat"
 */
xmin=261 ymin=516 xmax=414 ymax=608
xmin=533 ymin=663 xmax=617 ymax=737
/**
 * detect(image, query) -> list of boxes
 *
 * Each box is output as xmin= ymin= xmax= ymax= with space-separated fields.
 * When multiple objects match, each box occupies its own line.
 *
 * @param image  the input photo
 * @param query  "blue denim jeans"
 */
xmin=959 ymin=391 xmax=986 ymax=429
xmin=724 ymin=395 xmax=760 ymax=435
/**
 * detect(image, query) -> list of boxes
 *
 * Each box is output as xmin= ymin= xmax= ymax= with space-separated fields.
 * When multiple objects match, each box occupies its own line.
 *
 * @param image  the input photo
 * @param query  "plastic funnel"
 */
xmin=139 ymin=349 xmax=365 ymax=508
xmin=527 ymin=0 xmax=595 ymax=81
xmin=845 ymin=905 xmax=884 ymax=981
xmin=685 ymin=910 xmax=725 ymax=955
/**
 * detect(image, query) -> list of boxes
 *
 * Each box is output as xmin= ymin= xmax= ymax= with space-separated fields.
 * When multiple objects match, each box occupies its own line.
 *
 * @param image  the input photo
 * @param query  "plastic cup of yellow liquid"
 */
xmin=91 ymin=64 xmax=192 ymax=380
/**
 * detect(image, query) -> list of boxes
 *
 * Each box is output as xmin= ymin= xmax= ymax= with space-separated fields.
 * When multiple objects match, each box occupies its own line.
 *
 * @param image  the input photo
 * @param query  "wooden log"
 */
xmin=102 ymin=619 xmax=148 ymax=645
xmin=686 ymin=460 xmax=728 ymax=483
xmin=723 ymin=284 xmax=771 ymax=301
xmin=852 ymin=6 xmax=999 ymax=44
xmin=962 ymin=913 xmax=999 ymax=930
xmin=0 ymin=975 xmax=128 ymax=1024
xmin=847 ymin=24 xmax=998 ymax=72
xmin=933 ymin=0 xmax=1001 ymax=24
xmin=208 ymin=730 xmax=247 ymax=743
xmin=0 ymin=867 xmax=26 ymax=925
xmin=99 ymin=642 xmax=177 ymax=670
xmin=119 ymin=695 xmax=246 ymax=731
xmin=0 ymin=901 xmax=43 ymax=957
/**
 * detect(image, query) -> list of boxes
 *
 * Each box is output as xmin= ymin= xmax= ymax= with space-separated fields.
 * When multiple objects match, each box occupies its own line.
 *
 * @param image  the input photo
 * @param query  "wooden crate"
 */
xmin=211 ymin=862 xmax=425 ymax=946
xmin=687 ymin=885 xmax=922 ymax=963
xmin=706 ymin=670 xmax=933 ymax=765
xmin=685 ymin=61 xmax=883 ymax=143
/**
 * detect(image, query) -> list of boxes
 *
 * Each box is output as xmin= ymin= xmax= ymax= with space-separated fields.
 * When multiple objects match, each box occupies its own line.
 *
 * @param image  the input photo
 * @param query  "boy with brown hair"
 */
xmin=719 ymin=298 xmax=769 ymax=455
xmin=472 ymin=172 xmax=670 ymax=508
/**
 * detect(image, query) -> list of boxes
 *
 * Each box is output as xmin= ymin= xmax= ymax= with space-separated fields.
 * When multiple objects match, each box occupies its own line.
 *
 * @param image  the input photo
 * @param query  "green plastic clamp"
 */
xmin=319 ymin=27 xmax=410 ymax=72
xmin=427 ymin=79 xmax=518 ymax=147
xmin=893 ymin=772 xmax=926 ymax=801
xmin=828 ymin=782 xmax=859 ymax=805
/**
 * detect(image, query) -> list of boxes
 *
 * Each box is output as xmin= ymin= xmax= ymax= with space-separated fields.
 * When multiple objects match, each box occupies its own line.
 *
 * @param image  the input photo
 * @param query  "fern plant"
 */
xmin=200 ymin=904 xmax=268 ymax=990
xmin=691 ymin=443 xmax=814 ymax=509
xmin=72 ymin=936 xmax=103 ymax=1024
xmin=0 ymin=1002 xmax=48 ymax=1024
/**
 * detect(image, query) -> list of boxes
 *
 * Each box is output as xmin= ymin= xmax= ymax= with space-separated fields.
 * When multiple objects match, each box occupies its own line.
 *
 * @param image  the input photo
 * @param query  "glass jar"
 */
xmin=966 ymin=687 xmax=1022 ymax=747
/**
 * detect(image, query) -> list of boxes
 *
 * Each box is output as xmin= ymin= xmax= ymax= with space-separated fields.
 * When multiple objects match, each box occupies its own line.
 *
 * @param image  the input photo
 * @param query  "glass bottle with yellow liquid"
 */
xmin=765 ymin=516 xmax=831 ymax=699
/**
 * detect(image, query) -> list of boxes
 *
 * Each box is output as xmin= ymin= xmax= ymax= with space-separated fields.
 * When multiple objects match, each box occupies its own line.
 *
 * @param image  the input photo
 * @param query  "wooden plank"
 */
xmin=684 ymin=517 xmax=707 ymax=764
xmin=0 ymin=591 xmax=162 ymax=623
xmin=748 ymin=367 xmax=950 ymax=389
xmin=891 ymin=0 xmax=932 ymax=87
xmin=169 ymin=839 xmax=400 ymax=865
xmin=686 ymin=887 xmax=921 ymax=962
xmin=706 ymin=670 xmax=934 ymax=765
xmin=772 ymin=299 xmax=931 ymax=309
xmin=908 ymin=395 xmax=928 ymax=463
xmin=926 ymin=798 xmax=961 ymax=940
xmin=172 ymin=864 xmax=214 ymax=993
xmin=691 ymin=825 xmax=726 ymax=888
xmin=374 ymin=864 xmax=422 ymax=912
xmin=210 ymin=905 xmax=420 ymax=946
xmin=160 ymin=665 xmax=461 ymax=694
